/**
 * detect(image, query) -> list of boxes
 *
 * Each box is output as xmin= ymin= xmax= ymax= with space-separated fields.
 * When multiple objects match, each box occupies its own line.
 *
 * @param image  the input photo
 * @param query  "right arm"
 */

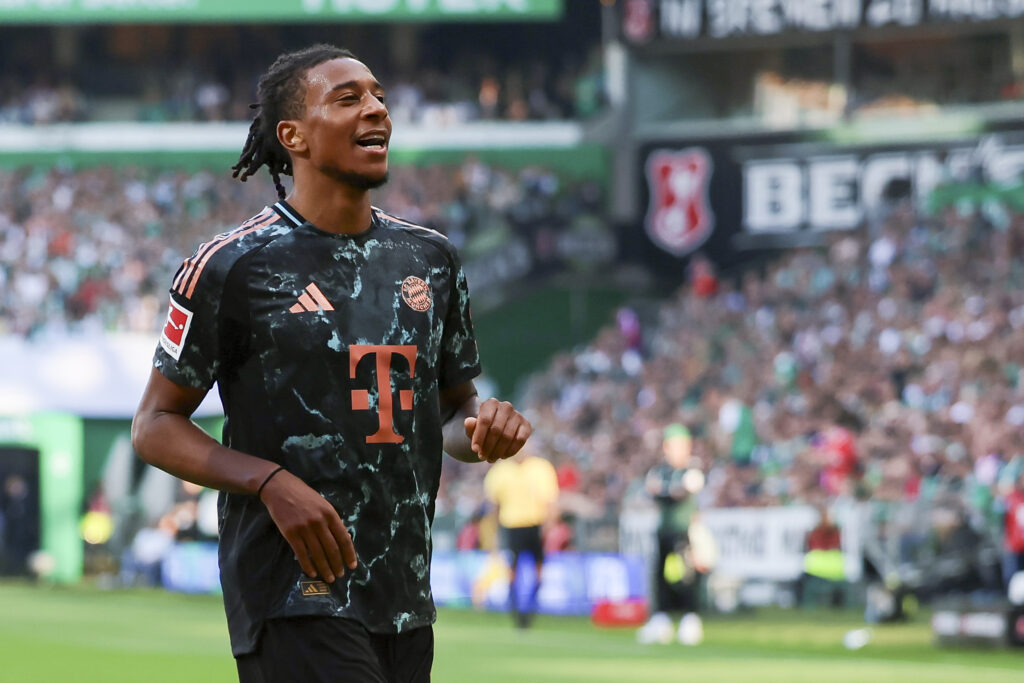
xmin=131 ymin=368 xmax=356 ymax=582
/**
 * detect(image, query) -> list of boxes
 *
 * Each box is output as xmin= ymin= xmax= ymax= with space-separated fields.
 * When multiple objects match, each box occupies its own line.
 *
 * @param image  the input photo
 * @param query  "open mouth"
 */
xmin=356 ymin=135 xmax=387 ymax=151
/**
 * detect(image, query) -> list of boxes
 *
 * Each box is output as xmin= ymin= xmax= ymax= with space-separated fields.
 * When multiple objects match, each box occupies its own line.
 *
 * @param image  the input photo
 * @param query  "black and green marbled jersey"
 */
xmin=153 ymin=200 xmax=481 ymax=655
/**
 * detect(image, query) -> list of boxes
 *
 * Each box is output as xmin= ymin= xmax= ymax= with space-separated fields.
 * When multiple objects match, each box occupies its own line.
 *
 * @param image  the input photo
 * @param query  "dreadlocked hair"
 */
xmin=232 ymin=44 xmax=358 ymax=200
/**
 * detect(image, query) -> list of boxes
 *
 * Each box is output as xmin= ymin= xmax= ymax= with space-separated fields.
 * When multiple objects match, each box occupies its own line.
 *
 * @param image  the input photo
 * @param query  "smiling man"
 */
xmin=131 ymin=45 xmax=531 ymax=683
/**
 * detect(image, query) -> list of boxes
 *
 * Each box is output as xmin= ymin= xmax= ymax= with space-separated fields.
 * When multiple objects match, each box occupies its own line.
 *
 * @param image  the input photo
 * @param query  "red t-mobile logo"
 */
xmin=350 ymin=345 xmax=418 ymax=444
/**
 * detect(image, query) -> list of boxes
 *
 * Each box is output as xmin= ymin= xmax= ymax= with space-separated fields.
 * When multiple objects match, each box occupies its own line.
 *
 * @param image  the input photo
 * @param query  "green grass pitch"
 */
xmin=1 ymin=582 xmax=1021 ymax=682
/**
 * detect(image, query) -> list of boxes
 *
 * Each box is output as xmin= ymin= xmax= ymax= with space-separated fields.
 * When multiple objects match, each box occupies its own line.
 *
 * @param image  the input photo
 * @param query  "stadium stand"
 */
xmin=0 ymin=160 xmax=608 ymax=337
xmin=433 ymin=200 xmax=1022 ymax=577
xmin=0 ymin=22 xmax=606 ymax=125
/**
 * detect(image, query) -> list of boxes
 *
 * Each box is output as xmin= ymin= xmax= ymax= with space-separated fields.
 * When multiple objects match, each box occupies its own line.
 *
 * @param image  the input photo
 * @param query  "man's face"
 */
xmin=297 ymin=57 xmax=391 ymax=189
xmin=663 ymin=434 xmax=691 ymax=469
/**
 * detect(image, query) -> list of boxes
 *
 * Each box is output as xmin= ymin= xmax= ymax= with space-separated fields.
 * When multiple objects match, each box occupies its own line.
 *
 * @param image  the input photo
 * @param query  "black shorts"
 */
xmin=236 ymin=616 xmax=433 ymax=683
xmin=505 ymin=525 xmax=544 ymax=567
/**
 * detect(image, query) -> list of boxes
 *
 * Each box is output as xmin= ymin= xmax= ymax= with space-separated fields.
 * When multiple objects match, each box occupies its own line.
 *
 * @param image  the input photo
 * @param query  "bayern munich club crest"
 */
xmin=644 ymin=147 xmax=715 ymax=257
xmin=401 ymin=276 xmax=432 ymax=312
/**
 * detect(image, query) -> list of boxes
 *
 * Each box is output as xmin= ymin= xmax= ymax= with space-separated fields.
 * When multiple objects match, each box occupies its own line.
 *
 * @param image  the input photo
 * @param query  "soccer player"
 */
xmin=131 ymin=44 xmax=531 ymax=683
xmin=483 ymin=445 xmax=559 ymax=628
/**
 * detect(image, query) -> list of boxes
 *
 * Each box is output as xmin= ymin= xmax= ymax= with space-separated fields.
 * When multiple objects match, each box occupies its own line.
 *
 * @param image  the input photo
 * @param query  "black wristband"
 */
xmin=256 ymin=465 xmax=285 ymax=500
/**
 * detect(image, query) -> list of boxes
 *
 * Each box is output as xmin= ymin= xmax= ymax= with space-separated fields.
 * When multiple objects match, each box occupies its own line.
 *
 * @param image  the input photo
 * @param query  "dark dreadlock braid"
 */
xmin=232 ymin=44 xmax=358 ymax=200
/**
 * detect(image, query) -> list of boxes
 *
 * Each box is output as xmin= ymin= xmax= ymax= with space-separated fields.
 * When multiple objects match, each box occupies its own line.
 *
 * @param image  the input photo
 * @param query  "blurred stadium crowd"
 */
xmin=521 ymin=204 xmax=1024 ymax=512
xmin=443 ymin=198 xmax=1024 ymax=593
xmin=11 ymin=46 xmax=1024 ymax=128
xmin=0 ymin=26 xmax=605 ymax=125
xmin=7 ymin=31 xmax=1024 ymax=129
xmin=0 ymin=161 xmax=603 ymax=337
xmin=5 ymin=157 xmax=1024 ymax=598
xmin=0 ymin=55 xmax=605 ymax=126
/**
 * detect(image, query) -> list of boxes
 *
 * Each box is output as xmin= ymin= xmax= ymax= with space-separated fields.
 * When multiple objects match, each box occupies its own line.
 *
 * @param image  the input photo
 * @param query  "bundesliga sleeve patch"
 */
xmin=160 ymin=297 xmax=194 ymax=361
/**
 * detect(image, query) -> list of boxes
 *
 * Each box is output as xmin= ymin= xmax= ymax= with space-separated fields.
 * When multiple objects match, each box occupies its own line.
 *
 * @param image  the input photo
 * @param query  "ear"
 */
xmin=277 ymin=120 xmax=307 ymax=155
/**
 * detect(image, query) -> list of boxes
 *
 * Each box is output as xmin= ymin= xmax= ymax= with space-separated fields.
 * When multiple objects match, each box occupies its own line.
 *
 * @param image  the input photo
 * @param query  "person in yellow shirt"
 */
xmin=484 ymin=447 xmax=560 ymax=628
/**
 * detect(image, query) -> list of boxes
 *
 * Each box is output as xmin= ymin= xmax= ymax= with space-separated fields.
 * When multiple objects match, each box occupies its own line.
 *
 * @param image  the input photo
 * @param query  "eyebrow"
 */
xmin=326 ymin=80 xmax=385 ymax=97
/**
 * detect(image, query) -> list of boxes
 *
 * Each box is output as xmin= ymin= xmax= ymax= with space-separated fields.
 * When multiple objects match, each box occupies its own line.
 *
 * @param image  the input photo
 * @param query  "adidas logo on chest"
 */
xmin=288 ymin=282 xmax=335 ymax=313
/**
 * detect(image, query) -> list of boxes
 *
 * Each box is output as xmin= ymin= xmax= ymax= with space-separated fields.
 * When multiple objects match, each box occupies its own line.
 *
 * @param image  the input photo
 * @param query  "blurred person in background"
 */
xmin=0 ymin=474 xmax=34 ymax=576
xmin=132 ymin=44 xmax=531 ymax=683
xmin=637 ymin=424 xmax=707 ymax=645
xmin=484 ymin=443 xmax=560 ymax=628
xmin=797 ymin=504 xmax=846 ymax=608
xmin=1003 ymin=473 xmax=1024 ymax=591
xmin=543 ymin=511 xmax=575 ymax=554
xmin=455 ymin=507 xmax=485 ymax=551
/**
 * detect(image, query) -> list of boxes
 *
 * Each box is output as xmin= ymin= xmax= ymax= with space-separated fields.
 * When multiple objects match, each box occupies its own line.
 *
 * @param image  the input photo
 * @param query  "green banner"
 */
xmin=0 ymin=0 xmax=560 ymax=22
xmin=30 ymin=413 xmax=85 ymax=584
xmin=0 ymin=145 xmax=607 ymax=179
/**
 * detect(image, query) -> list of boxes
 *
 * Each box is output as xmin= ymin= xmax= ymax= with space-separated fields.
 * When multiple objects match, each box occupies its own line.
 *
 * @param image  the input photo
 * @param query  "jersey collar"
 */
xmin=275 ymin=200 xmax=382 ymax=236
xmin=273 ymin=200 xmax=307 ymax=228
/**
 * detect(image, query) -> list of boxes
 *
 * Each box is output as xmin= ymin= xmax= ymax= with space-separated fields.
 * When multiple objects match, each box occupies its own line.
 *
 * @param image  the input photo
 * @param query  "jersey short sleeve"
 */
xmin=439 ymin=248 xmax=481 ymax=389
xmin=153 ymin=256 xmax=230 ymax=391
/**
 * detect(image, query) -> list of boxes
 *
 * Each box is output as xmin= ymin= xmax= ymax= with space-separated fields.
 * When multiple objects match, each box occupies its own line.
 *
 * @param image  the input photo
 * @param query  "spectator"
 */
xmin=797 ymin=505 xmax=846 ymax=607
xmin=456 ymin=509 xmax=485 ymax=551
xmin=1002 ymin=473 xmax=1024 ymax=589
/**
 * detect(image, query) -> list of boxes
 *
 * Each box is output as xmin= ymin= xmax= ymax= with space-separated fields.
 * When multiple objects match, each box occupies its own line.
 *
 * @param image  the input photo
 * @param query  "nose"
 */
xmin=364 ymin=94 xmax=388 ymax=119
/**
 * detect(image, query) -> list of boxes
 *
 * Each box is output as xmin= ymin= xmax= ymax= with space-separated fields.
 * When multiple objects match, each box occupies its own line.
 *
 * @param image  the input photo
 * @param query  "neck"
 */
xmin=286 ymin=170 xmax=374 ymax=235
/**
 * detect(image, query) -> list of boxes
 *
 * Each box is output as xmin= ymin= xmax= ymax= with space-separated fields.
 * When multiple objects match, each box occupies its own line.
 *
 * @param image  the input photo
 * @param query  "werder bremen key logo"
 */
xmin=644 ymin=147 xmax=714 ymax=257
xmin=350 ymin=345 xmax=418 ymax=444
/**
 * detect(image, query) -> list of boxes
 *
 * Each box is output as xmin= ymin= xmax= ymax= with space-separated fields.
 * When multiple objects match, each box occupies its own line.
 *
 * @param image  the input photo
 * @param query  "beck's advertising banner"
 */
xmin=637 ymin=122 xmax=1024 ymax=269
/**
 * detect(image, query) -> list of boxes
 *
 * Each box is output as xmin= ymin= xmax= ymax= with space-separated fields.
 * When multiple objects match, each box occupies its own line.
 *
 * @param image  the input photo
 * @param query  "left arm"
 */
xmin=441 ymin=380 xmax=532 ymax=463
